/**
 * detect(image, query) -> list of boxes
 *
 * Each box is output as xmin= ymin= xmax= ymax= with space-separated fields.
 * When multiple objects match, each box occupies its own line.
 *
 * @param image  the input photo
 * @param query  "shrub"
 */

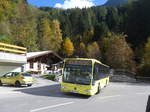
xmin=41 ymin=75 xmax=55 ymax=81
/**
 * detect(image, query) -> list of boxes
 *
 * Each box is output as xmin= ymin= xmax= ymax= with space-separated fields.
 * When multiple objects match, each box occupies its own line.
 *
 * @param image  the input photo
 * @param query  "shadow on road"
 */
xmin=14 ymin=84 xmax=90 ymax=99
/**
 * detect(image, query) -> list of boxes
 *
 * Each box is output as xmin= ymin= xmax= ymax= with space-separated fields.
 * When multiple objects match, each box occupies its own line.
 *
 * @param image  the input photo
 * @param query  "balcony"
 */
xmin=0 ymin=42 xmax=27 ymax=75
xmin=0 ymin=52 xmax=26 ymax=65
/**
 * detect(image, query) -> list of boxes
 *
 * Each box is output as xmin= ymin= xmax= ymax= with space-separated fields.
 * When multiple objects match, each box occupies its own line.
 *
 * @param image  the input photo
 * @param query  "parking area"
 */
xmin=0 ymin=76 xmax=150 ymax=112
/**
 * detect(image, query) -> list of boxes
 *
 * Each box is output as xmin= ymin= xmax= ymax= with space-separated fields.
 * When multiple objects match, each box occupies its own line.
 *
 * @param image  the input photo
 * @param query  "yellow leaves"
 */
xmin=39 ymin=18 xmax=62 ymax=52
xmin=79 ymin=42 xmax=85 ymax=49
xmin=62 ymin=38 xmax=74 ymax=57
xmin=0 ymin=0 xmax=15 ymax=21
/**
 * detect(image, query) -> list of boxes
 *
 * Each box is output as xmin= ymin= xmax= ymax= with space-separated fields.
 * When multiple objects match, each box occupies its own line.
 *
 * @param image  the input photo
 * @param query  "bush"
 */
xmin=41 ymin=75 xmax=55 ymax=81
xmin=138 ymin=38 xmax=150 ymax=77
xmin=138 ymin=65 xmax=150 ymax=77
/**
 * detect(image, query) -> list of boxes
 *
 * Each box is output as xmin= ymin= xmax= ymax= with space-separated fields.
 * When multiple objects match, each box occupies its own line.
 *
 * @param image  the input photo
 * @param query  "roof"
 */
xmin=27 ymin=51 xmax=52 ymax=58
xmin=27 ymin=51 xmax=63 ymax=60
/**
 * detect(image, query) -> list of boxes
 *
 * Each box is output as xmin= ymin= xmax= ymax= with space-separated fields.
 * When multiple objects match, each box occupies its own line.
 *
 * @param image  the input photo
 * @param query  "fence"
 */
xmin=0 ymin=42 xmax=27 ymax=54
xmin=113 ymin=69 xmax=136 ymax=78
xmin=111 ymin=69 xmax=150 ymax=82
xmin=136 ymin=76 xmax=150 ymax=82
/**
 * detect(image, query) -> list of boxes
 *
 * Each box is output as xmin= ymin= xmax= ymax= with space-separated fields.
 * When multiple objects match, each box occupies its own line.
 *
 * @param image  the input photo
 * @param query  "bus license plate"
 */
xmin=71 ymin=91 xmax=78 ymax=93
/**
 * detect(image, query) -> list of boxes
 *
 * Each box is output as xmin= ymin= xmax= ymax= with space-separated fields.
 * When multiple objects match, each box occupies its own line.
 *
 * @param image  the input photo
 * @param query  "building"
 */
xmin=24 ymin=51 xmax=63 ymax=74
xmin=0 ymin=42 xmax=27 ymax=75
xmin=0 ymin=42 xmax=63 ymax=75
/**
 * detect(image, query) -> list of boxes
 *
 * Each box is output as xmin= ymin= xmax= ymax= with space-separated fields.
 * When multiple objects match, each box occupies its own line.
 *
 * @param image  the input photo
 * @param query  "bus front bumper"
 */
xmin=61 ymin=84 xmax=95 ymax=96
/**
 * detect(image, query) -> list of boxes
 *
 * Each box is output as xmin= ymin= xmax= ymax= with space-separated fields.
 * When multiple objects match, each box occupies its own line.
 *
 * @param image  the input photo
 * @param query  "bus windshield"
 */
xmin=63 ymin=64 xmax=92 ymax=85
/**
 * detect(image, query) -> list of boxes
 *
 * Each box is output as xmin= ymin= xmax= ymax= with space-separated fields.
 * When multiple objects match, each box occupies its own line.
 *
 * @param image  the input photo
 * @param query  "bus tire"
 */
xmin=97 ymin=83 xmax=101 ymax=94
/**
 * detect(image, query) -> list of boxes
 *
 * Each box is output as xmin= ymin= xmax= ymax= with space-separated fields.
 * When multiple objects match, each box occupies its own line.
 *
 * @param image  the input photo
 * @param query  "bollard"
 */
xmin=146 ymin=95 xmax=150 ymax=112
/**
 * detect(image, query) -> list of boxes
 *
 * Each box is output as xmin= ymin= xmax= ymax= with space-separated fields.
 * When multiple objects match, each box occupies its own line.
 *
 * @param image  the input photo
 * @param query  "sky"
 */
xmin=27 ymin=0 xmax=108 ymax=9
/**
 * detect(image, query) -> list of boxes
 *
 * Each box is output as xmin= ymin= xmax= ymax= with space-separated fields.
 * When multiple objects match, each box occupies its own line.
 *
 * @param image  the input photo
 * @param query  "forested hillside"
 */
xmin=0 ymin=0 xmax=150 ymax=76
xmin=104 ymin=0 xmax=135 ymax=6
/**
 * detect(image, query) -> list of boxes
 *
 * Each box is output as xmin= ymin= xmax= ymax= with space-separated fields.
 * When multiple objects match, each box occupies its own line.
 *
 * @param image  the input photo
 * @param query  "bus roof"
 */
xmin=65 ymin=58 xmax=109 ymax=68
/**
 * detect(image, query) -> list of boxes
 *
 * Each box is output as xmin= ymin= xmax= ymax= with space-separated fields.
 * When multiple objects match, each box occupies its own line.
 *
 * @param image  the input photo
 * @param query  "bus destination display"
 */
xmin=65 ymin=60 xmax=92 ymax=65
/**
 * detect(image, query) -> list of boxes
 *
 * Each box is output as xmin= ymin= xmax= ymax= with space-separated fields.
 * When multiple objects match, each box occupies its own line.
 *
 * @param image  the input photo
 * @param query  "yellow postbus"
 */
xmin=61 ymin=58 xmax=110 ymax=96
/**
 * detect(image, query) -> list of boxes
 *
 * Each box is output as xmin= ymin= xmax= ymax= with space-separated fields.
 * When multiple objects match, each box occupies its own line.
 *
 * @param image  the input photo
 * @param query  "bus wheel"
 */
xmin=97 ymin=84 xmax=101 ymax=94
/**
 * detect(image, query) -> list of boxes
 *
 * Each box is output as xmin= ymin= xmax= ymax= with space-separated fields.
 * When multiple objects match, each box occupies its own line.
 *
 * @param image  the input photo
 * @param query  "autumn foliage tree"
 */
xmin=39 ymin=18 xmax=53 ymax=51
xmin=39 ymin=18 xmax=62 ymax=52
xmin=0 ymin=0 xmax=14 ymax=21
xmin=62 ymin=38 xmax=74 ymax=57
xmin=50 ymin=20 xmax=62 ymax=52
xmin=101 ymin=32 xmax=135 ymax=71
xmin=86 ymin=42 xmax=101 ymax=60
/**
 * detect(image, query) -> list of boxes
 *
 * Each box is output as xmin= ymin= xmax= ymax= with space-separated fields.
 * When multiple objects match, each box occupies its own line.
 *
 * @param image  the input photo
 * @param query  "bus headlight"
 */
xmin=85 ymin=89 xmax=92 ymax=92
xmin=61 ymin=86 xmax=66 ymax=89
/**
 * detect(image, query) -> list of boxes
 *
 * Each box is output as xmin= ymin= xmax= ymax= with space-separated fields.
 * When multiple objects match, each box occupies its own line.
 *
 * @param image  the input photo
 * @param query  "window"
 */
xmin=12 ymin=72 xmax=19 ymax=77
xmin=93 ymin=63 xmax=109 ymax=80
xmin=30 ymin=62 xmax=34 ymax=69
xmin=4 ymin=72 xmax=12 ymax=77
xmin=93 ymin=63 xmax=99 ymax=80
xmin=38 ymin=62 xmax=41 ymax=70
xmin=22 ymin=73 xmax=31 ymax=77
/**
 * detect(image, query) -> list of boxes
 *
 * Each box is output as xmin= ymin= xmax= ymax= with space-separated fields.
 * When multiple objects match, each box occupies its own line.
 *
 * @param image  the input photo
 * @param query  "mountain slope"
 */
xmin=104 ymin=0 xmax=134 ymax=6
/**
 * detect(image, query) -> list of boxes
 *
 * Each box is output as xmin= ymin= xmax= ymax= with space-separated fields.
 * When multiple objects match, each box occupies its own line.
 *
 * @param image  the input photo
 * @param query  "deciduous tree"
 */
xmin=62 ymin=38 xmax=74 ymax=57
xmin=102 ymin=32 xmax=135 ymax=71
xmin=87 ymin=42 xmax=101 ymax=60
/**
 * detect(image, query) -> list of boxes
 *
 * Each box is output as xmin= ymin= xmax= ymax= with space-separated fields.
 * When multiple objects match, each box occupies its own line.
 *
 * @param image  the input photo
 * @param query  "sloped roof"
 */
xmin=27 ymin=51 xmax=63 ymax=60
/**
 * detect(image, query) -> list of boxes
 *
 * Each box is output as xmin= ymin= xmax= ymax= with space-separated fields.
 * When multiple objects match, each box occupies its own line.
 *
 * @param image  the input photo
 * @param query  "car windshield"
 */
xmin=22 ymin=73 xmax=31 ymax=77
xmin=63 ymin=64 xmax=92 ymax=85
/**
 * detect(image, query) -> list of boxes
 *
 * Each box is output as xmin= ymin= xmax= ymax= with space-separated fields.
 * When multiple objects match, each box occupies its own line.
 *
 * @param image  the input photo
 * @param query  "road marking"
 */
xmin=30 ymin=102 xmax=74 ymax=112
xmin=99 ymin=95 xmax=121 ymax=100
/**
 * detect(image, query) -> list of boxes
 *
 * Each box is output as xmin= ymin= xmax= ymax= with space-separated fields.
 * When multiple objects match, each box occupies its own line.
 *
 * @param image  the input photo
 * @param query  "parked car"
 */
xmin=0 ymin=72 xmax=34 ymax=87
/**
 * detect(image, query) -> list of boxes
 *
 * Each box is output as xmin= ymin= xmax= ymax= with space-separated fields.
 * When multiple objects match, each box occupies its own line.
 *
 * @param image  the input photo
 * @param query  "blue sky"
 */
xmin=27 ymin=0 xmax=108 ymax=8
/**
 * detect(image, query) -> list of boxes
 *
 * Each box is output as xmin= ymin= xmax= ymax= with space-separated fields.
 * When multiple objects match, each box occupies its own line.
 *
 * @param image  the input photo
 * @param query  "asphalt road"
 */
xmin=0 ymin=77 xmax=150 ymax=112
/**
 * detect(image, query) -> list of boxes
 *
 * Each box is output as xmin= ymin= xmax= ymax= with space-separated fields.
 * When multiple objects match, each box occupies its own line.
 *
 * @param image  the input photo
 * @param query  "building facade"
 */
xmin=0 ymin=42 xmax=27 ymax=75
xmin=24 ymin=51 xmax=63 ymax=74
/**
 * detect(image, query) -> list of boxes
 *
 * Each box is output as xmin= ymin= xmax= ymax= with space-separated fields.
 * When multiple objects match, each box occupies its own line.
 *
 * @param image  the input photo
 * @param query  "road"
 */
xmin=0 ymin=76 xmax=149 ymax=112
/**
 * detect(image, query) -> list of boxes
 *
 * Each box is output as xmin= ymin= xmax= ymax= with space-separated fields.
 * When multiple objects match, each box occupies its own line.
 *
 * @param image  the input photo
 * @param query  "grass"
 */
xmin=41 ymin=74 xmax=55 ymax=81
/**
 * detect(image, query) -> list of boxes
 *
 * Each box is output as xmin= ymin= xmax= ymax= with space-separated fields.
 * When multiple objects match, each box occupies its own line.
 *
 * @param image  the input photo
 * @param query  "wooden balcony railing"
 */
xmin=0 ymin=42 xmax=27 ymax=54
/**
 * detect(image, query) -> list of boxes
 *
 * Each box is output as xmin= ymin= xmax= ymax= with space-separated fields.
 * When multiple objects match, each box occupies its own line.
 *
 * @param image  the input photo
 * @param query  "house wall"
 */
xmin=23 ymin=62 xmax=48 ymax=74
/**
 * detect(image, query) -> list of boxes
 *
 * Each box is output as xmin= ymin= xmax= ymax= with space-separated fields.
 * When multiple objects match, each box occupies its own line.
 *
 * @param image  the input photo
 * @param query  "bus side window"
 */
xmin=99 ymin=65 xmax=107 ymax=78
xmin=93 ymin=64 xmax=99 ymax=80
